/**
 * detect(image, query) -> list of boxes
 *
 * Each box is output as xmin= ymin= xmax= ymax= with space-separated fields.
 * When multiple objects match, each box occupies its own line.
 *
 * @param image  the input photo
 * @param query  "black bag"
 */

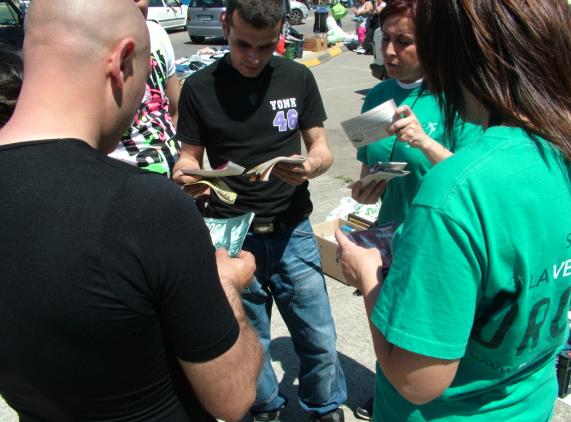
xmin=366 ymin=11 xmax=379 ymax=30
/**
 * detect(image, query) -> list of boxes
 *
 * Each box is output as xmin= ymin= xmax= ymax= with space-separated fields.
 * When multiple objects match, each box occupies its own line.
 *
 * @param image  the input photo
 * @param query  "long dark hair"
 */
xmin=416 ymin=0 xmax=571 ymax=159
xmin=0 ymin=50 xmax=23 ymax=128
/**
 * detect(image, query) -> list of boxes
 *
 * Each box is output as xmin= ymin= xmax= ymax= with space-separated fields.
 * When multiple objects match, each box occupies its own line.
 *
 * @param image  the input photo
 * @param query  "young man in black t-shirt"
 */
xmin=0 ymin=1 xmax=261 ymax=421
xmin=174 ymin=1 xmax=347 ymax=421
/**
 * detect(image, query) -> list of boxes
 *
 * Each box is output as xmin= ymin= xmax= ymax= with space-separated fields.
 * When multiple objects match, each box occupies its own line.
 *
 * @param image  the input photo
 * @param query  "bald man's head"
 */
xmin=18 ymin=0 xmax=151 ymax=151
xmin=25 ymin=0 xmax=149 ymax=63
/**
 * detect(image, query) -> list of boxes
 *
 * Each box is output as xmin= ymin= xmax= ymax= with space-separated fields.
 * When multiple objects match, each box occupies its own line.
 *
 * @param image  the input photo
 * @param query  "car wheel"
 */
xmin=190 ymin=36 xmax=205 ymax=43
xmin=290 ymin=9 xmax=303 ymax=25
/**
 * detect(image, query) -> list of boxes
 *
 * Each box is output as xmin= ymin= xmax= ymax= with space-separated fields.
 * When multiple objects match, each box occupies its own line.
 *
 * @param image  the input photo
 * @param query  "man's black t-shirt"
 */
xmin=0 ymin=139 xmax=239 ymax=421
xmin=177 ymin=55 xmax=327 ymax=224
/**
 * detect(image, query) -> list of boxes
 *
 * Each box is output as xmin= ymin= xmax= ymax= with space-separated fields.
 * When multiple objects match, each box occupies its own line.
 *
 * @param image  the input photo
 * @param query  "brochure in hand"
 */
xmin=345 ymin=222 xmax=397 ymax=270
xmin=341 ymin=99 xmax=397 ymax=148
xmin=204 ymin=212 xmax=255 ymax=257
xmin=243 ymin=156 xmax=307 ymax=182
xmin=350 ymin=162 xmax=411 ymax=188
xmin=181 ymin=161 xmax=245 ymax=178
xmin=185 ymin=178 xmax=237 ymax=205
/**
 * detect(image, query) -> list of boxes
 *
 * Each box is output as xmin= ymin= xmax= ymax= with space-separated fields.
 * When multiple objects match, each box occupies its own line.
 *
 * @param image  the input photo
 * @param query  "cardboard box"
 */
xmin=313 ymin=219 xmax=364 ymax=285
xmin=303 ymin=36 xmax=328 ymax=52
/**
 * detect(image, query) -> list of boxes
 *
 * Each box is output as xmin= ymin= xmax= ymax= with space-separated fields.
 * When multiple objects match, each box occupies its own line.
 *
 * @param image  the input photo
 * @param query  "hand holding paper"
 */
xmin=244 ymin=156 xmax=307 ymax=182
xmin=341 ymin=99 xmax=397 ymax=148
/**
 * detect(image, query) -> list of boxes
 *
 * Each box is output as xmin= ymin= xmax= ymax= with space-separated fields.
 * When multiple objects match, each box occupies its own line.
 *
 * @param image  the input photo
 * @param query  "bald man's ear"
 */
xmin=109 ymin=38 xmax=136 ymax=90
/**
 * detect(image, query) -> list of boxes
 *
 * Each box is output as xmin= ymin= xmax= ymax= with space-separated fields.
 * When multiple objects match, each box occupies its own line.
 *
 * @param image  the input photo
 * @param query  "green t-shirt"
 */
xmin=356 ymin=79 xmax=481 ymax=226
xmin=372 ymin=126 xmax=571 ymax=421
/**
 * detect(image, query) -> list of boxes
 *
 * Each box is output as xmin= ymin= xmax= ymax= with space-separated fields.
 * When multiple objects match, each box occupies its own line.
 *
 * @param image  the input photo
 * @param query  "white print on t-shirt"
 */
xmin=528 ymin=258 xmax=571 ymax=289
xmin=425 ymin=122 xmax=438 ymax=137
xmin=270 ymin=97 xmax=299 ymax=133
xmin=269 ymin=98 xmax=297 ymax=110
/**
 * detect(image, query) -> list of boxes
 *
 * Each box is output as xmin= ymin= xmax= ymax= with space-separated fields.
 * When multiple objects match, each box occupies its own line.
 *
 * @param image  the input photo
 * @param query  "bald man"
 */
xmin=0 ymin=1 xmax=262 ymax=421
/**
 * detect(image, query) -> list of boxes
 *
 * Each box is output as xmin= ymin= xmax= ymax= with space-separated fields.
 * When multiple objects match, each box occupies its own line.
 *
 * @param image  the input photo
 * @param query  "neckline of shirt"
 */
xmin=396 ymin=78 xmax=424 ymax=90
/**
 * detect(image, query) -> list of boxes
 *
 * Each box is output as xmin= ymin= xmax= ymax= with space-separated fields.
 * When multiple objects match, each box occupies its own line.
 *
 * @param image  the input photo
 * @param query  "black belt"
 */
xmin=250 ymin=221 xmax=294 ymax=235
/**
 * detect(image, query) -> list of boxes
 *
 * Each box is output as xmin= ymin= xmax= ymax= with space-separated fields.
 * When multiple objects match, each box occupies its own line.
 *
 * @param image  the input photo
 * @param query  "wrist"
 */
xmin=358 ymin=265 xmax=382 ymax=296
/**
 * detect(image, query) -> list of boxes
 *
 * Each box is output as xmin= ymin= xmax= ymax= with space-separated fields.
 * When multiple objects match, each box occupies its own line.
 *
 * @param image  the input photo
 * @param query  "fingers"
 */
xmin=272 ymin=166 xmax=307 ymax=186
xmin=394 ymin=105 xmax=413 ymax=117
xmin=352 ymin=180 xmax=384 ymax=204
xmin=182 ymin=183 xmax=209 ymax=197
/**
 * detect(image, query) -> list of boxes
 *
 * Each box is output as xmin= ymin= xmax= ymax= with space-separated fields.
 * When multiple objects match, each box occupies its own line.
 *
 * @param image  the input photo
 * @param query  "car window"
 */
xmin=164 ymin=0 xmax=182 ymax=6
xmin=190 ymin=0 xmax=226 ymax=7
xmin=149 ymin=0 xmax=164 ymax=7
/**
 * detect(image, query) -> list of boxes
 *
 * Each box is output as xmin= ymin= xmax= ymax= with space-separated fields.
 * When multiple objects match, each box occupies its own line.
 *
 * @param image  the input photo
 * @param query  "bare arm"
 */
xmin=335 ymin=230 xmax=460 ymax=404
xmin=389 ymin=106 xmax=452 ymax=164
xmin=272 ymin=124 xmax=333 ymax=185
xmin=165 ymin=74 xmax=181 ymax=128
xmin=178 ymin=250 xmax=263 ymax=422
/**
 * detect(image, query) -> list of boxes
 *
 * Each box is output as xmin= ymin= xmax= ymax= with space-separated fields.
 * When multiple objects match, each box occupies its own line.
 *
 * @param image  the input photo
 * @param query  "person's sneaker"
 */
xmin=354 ymin=398 xmax=374 ymax=420
xmin=354 ymin=47 xmax=366 ymax=54
xmin=307 ymin=408 xmax=345 ymax=422
xmin=252 ymin=410 xmax=281 ymax=422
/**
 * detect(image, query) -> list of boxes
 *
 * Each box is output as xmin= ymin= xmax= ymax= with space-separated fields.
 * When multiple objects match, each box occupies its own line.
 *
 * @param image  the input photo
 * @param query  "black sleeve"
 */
xmin=176 ymin=78 xmax=206 ymax=147
xmin=299 ymin=66 xmax=327 ymax=130
xmin=101 ymin=173 xmax=239 ymax=362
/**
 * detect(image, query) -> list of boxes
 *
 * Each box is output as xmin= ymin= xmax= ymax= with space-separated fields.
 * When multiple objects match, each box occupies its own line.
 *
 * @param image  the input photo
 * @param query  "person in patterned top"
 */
xmin=109 ymin=0 xmax=181 ymax=177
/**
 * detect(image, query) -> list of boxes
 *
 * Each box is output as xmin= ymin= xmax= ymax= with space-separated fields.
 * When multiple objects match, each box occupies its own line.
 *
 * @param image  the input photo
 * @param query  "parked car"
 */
xmin=147 ymin=0 xmax=188 ymax=30
xmin=186 ymin=0 xmax=226 ymax=43
xmin=290 ymin=0 xmax=309 ymax=25
xmin=187 ymin=0 xmax=293 ymax=44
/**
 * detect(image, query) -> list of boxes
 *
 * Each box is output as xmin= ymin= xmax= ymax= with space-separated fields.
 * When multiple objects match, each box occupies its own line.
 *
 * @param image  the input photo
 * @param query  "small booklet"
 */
xmin=244 ymin=156 xmax=307 ymax=182
xmin=341 ymin=99 xmax=397 ymax=148
xmin=181 ymin=161 xmax=245 ymax=178
xmin=350 ymin=162 xmax=410 ymax=188
xmin=345 ymin=222 xmax=397 ymax=270
xmin=204 ymin=212 xmax=255 ymax=257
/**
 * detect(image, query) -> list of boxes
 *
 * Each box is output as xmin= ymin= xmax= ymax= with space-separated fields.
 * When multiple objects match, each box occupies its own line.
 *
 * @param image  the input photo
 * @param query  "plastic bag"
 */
xmin=331 ymin=3 xmax=348 ymax=21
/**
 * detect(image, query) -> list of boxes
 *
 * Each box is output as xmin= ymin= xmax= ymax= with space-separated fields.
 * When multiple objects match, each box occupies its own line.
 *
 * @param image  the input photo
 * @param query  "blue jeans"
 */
xmin=242 ymin=219 xmax=347 ymax=415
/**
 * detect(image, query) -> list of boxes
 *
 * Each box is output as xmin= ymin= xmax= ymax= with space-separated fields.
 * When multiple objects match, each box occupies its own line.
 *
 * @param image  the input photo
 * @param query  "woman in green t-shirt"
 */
xmin=338 ymin=0 xmax=571 ymax=421
xmin=352 ymin=0 xmax=480 ymax=228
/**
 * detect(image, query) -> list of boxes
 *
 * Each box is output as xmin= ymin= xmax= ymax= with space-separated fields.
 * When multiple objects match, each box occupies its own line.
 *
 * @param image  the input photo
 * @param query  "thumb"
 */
xmin=335 ymin=228 xmax=352 ymax=249
xmin=394 ymin=105 xmax=413 ymax=121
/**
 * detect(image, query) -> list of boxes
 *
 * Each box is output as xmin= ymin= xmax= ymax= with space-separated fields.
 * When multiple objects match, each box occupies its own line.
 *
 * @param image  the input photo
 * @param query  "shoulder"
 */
xmin=183 ymin=60 xmax=220 ymax=91
xmin=412 ymin=127 xmax=539 ymax=209
xmin=364 ymin=79 xmax=398 ymax=107
xmin=270 ymin=55 xmax=310 ymax=76
xmin=146 ymin=20 xmax=169 ymax=40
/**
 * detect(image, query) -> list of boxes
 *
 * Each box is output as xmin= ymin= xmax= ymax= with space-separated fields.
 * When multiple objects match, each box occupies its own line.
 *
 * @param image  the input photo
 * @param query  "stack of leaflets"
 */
xmin=340 ymin=99 xmax=397 ymax=148
xmin=204 ymin=212 xmax=255 ymax=257
xmin=181 ymin=161 xmax=245 ymax=178
xmin=181 ymin=162 xmax=245 ymax=205
xmin=243 ymin=156 xmax=307 ymax=182
xmin=181 ymin=157 xmax=308 ymax=202
xmin=351 ymin=162 xmax=411 ymax=188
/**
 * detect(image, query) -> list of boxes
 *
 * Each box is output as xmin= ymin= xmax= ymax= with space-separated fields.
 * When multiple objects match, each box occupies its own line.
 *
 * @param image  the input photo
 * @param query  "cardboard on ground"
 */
xmin=244 ymin=156 xmax=307 ymax=182
xmin=181 ymin=161 xmax=245 ymax=178
xmin=313 ymin=218 xmax=364 ymax=285
xmin=341 ymin=99 xmax=397 ymax=148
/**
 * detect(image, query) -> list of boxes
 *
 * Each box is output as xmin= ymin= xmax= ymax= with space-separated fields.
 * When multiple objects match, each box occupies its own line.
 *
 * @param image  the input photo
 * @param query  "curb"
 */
xmin=297 ymin=44 xmax=348 ymax=68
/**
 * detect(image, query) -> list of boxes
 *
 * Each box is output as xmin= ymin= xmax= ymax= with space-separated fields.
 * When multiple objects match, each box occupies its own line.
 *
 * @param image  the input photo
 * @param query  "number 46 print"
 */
xmin=273 ymin=109 xmax=299 ymax=132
